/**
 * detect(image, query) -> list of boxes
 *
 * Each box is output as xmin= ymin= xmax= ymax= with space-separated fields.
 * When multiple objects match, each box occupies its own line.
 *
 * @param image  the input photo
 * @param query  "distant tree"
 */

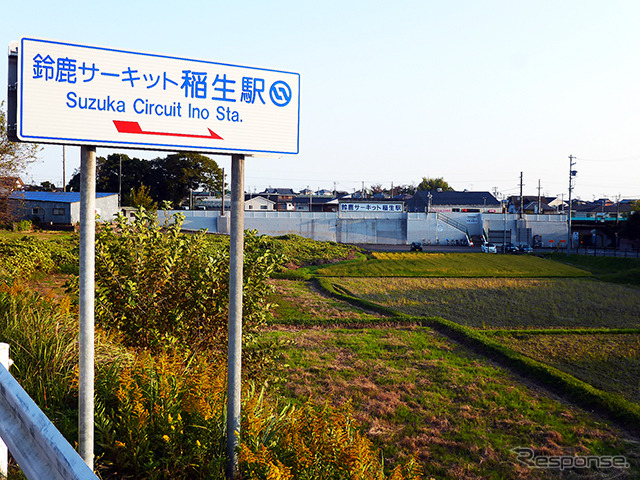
xmin=394 ymin=184 xmax=417 ymax=195
xmin=1 ymin=101 xmax=40 ymax=222
xmin=39 ymin=181 xmax=56 ymax=191
xmin=150 ymin=152 xmax=224 ymax=206
xmin=621 ymin=201 xmax=640 ymax=245
xmin=370 ymin=184 xmax=384 ymax=194
xmin=417 ymin=177 xmax=454 ymax=191
xmin=124 ymin=184 xmax=158 ymax=211
xmin=66 ymin=154 xmax=153 ymax=194
xmin=66 ymin=151 xmax=224 ymax=206
xmin=0 ymin=101 xmax=40 ymax=178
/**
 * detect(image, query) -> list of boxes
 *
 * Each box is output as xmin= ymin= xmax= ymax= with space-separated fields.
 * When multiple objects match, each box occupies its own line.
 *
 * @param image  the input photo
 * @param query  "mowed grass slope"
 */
xmin=266 ymin=279 xmax=385 ymax=324
xmin=266 ymin=327 xmax=640 ymax=479
xmin=316 ymin=252 xmax=591 ymax=278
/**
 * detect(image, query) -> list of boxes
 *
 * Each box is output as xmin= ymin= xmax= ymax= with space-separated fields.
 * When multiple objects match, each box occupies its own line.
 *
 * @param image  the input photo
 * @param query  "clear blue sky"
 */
xmin=3 ymin=0 xmax=639 ymax=201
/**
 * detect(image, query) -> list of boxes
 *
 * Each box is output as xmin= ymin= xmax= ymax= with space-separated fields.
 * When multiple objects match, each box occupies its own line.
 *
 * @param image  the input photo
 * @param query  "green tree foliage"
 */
xmin=151 ymin=152 xmax=223 ymax=206
xmin=124 ymin=184 xmax=158 ymax=210
xmin=91 ymin=208 xmax=282 ymax=370
xmin=66 ymin=153 xmax=153 ymax=194
xmin=1 ymin=101 xmax=40 ymax=222
xmin=66 ymin=152 xmax=223 ymax=206
xmin=417 ymin=177 xmax=454 ymax=191
xmin=621 ymin=203 xmax=640 ymax=245
xmin=0 ymin=101 xmax=40 ymax=179
xmin=39 ymin=181 xmax=56 ymax=191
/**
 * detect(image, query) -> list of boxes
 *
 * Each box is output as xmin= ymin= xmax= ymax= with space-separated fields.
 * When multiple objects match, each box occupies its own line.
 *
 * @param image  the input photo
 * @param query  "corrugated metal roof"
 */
xmin=9 ymin=192 xmax=117 ymax=203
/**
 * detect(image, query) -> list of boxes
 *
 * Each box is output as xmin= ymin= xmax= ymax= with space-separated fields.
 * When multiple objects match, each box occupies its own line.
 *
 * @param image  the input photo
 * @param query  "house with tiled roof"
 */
xmin=406 ymin=190 xmax=501 ymax=213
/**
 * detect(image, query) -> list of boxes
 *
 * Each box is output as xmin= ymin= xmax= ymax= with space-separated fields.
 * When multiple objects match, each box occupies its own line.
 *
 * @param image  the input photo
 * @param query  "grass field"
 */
xmin=0 ymin=230 xmax=74 ymax=241
xmin=315 ymin=252 xmax=591 ymax=278
xmin=546 ymin=253 xmax=640 ymax=286
xmin=266 ymin=279 xmax=385 ymax=324
xmin=266 ymin=326 xmax=640 ymax=479
xmin=262 ymin=248 xmax=640 ymax=478
xmin=489 ymin=332 xmax=640 ymax=404
xmin=8 ymin=229 xmax=640 ymax=478
xmin=332 ymin=277 xmax=640 ymax=329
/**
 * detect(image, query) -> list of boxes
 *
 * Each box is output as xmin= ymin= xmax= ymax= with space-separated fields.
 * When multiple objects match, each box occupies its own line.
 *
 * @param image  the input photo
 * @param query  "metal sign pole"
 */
xmin=79 ymin=145 xmax=96 ymax=469
xmin=226 ymin=154 xmax=245 ymax=479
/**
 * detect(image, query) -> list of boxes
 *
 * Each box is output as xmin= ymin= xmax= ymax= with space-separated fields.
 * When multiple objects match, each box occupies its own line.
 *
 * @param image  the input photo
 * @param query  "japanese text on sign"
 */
xmin=339 ymin=203 xmax=404 ymax=212
xmin=16 ymin=38 xmax=300 ymax=154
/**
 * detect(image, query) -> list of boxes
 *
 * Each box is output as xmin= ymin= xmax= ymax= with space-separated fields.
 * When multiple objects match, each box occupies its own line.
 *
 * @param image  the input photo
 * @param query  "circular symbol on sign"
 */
xmin=269 ymin=81 xmax=292 ymax=107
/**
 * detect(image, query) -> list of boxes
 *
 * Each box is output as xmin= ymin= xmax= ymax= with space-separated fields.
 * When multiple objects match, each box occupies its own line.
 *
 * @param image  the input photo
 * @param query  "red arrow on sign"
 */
xmin=113 ymin=120 xmax=223 ymax=140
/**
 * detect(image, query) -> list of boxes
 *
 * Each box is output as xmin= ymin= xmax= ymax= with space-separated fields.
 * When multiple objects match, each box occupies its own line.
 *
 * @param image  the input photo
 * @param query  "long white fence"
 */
xmin=171 ymin=210 xmax=569 ymax=246
xmin=0 ymin=343 xmax=98 ymax=480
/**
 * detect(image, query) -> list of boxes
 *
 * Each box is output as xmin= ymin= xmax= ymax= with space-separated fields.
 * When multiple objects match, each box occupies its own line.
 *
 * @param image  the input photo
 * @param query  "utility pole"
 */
xmin=519 ymin=172 xmax=524 ymax=219
xmin=221 ymin=168 xmax=225 ymax=216
xmin=567 ymin=155 xmax=577 ymax=256
xmin=62 ymin=145 xmax=66 ymax=192
xmin=118 ymin=155 xmax=122 ymax=208
xmin=503 ymin=201 xmax=507 ymax=252
xmin=537 ymin=179 xmax=542 ymax=214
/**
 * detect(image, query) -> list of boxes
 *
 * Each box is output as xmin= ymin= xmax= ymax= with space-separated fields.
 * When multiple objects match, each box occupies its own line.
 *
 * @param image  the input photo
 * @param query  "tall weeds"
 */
xmin=0 ymin=284 xmax=79 ymax=438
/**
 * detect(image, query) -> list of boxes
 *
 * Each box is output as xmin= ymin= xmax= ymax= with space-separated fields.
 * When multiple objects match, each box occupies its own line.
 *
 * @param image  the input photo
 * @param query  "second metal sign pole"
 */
xmin=79 ymin=145 xmax=96 ymax=469
xmin=226 ymin=154 xmax=245 ymax=479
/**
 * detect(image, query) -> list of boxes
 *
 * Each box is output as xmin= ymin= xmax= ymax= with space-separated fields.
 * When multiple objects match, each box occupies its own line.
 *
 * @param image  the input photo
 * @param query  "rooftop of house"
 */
xmin=410 ymin=190 xmax=501 ymax=206
xmin=259 ymin=188 xmax=297 ymax=196
xmin=9 ymin=191 xmax=117 ymax=203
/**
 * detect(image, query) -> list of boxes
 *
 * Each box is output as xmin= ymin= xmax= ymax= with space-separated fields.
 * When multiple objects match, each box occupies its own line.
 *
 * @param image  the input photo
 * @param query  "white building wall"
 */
xmin=171 ymin=210 xmax=568 ymax=245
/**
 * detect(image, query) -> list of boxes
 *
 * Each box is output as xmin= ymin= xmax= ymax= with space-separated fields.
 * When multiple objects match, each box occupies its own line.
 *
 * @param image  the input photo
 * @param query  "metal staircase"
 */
xmin=436 ymin=213 xmax=472 ymax=244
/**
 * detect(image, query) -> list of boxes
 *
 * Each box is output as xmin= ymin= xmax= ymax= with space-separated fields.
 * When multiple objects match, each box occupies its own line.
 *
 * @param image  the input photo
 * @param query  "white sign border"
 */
xmin=16 ymin=37 xmax=300 ymax=156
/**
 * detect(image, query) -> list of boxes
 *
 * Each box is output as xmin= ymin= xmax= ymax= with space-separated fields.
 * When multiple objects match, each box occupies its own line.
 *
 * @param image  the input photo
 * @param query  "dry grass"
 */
xmin=333 ymin=277 xmax=640 ymax=329
xmin=494 ymin=333 xmax=640 ymax=404
xmin=267 ymin=326 xmax=640 ymax=479
xmin=316 ymin=252 xmax=590 ymax=278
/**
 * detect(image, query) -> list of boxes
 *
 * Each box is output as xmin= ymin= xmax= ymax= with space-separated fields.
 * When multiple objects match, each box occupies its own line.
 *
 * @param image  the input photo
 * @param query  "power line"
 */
xmin=576 ymin=155 xmax=640 ymax=162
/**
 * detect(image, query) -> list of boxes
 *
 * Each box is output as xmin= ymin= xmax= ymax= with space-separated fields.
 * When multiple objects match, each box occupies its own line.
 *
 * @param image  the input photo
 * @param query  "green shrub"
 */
xmin=0 ymin=235 xmax=78 ymax=283
xmin=265 ymin=234 xmax=364 ymax=268
xmin=11 ymin=220 xmax=32 ymax=232
xmin=86 ymin=208 xmax=283 ymax=375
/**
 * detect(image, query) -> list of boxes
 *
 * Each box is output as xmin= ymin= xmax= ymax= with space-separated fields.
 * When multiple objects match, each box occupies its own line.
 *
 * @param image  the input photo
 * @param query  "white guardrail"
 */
xmin=0 ymin=343 xmax=98 ymax=480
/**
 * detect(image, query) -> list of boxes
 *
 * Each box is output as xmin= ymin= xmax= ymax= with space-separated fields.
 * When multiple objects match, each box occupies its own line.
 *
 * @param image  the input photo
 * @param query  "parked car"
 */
xmin=410 ymin=241 xmax=423 ymax=252
xmin=505 ymin=242 xmax=520 ymax=254
xmin=518 ymin=244 xmax=533 ymax=254
xmin=481 ymin=243 xmax=497 ymax=253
